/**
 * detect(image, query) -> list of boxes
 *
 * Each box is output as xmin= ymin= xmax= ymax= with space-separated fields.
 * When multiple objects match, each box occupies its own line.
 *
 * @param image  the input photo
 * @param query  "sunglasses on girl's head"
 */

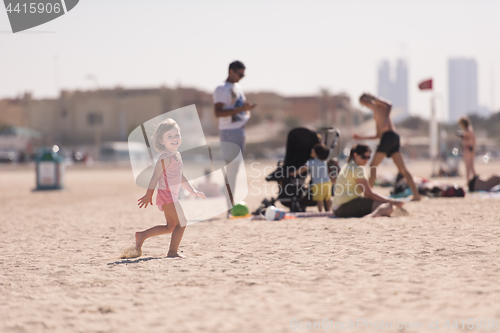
xmin=360 ymin=154 xmax=371 ymax=160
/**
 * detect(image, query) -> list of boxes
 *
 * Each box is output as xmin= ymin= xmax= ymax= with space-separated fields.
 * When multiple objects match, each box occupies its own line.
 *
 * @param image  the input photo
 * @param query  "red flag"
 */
xmin=418 ymin=79 xmax=433 ymax=90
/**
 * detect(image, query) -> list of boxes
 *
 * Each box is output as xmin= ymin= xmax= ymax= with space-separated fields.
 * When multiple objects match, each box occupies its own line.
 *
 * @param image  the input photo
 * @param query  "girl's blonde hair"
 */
xmin=152 ymin=118 xmax=179 ymax=152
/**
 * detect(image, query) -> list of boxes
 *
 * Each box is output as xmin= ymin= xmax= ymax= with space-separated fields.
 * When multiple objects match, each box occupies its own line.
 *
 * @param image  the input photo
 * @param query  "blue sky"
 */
xmin=1 ymin=0 xmax=499 ymax=121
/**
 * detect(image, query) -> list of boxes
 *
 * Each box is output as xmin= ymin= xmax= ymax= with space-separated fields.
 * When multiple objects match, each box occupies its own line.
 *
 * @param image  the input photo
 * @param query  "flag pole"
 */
xmin=419 ymin=78 xmax=437 ymax=177
xmin=430 ymin=95 xmax=438 ymax=176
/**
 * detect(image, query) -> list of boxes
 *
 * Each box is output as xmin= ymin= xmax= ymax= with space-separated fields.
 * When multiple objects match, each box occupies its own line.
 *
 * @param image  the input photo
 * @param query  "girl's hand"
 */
xmin=352 ymin=133 xmax=362 ymax=140
xmin=138 ymin=193 xmax=153 ymax=208
xmin=194 ymin=190 xmax=206 ymax=199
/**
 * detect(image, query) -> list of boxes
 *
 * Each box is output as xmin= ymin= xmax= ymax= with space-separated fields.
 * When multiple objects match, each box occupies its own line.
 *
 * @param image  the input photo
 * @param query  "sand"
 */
xmin=1 ymin=160 xmax=500 ymax=333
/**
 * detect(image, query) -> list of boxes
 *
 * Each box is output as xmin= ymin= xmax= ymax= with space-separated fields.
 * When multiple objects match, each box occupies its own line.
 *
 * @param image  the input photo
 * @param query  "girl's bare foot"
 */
xmin=411 ymin=195 xmax=421 ymax=201
xmin=167 ymin=252 xmax=185 ymax=258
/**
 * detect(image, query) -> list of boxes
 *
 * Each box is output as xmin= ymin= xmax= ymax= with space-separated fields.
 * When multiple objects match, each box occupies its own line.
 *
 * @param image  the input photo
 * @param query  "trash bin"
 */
xmin=35 ymin=145 xmax=65 ymax=190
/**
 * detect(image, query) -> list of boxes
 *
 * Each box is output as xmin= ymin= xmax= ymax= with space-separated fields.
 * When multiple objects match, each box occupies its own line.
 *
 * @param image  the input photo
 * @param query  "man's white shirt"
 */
xmin=213 ymin=81 xmax=250 ymax=130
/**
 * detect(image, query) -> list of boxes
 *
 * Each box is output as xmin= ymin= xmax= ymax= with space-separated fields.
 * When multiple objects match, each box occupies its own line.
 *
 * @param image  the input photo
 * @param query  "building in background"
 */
xmin=448 ymin=58 xmax=478 ymax=122
xmin=377 ymin=59 xmax=409 ymax=123
xmin=0 ymin=87 xmax=363 ymax=157
xmin=0 ymin=87 xmax=215 ymax=146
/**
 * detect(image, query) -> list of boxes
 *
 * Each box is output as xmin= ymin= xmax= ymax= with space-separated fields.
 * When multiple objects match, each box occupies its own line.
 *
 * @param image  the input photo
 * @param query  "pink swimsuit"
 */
xmin=156 ymin=151 xmax=183 ymax=211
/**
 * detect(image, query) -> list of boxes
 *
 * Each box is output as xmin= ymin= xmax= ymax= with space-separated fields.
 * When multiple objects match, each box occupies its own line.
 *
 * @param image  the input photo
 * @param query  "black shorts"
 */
xmin=376 ymin=131 xmax=400 ymax=157
xmin=334 ymin=198 xmax=374 ymax=218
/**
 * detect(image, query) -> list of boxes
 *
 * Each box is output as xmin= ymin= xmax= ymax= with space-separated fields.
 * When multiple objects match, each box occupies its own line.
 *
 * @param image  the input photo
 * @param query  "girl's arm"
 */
xmin=148 ymin=157 xmax=169 ymax=189
xmin=356 ymin=178 xmax=404 ymax=207
xmin=138 ymin=156 xmax=171 ymax=208
xmin=181 ymin=173 xmax=206 ymax=199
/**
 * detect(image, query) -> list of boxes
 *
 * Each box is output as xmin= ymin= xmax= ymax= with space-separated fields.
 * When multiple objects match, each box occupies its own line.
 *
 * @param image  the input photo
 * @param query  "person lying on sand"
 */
xmin=392 ymin=173 xmax=465 ymax=198
xmin=332 ymin=144 xmax=404 ymax=218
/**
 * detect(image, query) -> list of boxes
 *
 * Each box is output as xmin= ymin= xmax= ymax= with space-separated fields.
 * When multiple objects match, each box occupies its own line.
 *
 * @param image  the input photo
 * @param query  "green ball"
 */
xmin=231 ymin=202 xmax=249 ymax=216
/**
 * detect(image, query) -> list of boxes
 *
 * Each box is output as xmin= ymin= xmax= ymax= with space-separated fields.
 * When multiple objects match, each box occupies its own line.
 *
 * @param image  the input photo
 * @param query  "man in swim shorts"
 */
xmin=352 ymin=93 xmax=420 ymax=201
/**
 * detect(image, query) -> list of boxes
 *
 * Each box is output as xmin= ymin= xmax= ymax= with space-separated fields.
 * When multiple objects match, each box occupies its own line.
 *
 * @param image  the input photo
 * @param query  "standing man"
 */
xmin=352 ymin=93 xmax=421 ymax=201
xmin=213 ymin=61 xmax=257 ymax=216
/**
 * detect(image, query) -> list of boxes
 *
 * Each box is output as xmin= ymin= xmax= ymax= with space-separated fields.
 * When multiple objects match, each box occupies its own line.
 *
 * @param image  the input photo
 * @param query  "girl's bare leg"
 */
xmin=168 ymin=225 xmax=186 ymax=257
xmin=135 ymin=204 xmax=177 ymax=250
xmin=135 ymin=225 xmax=174 ymax=249
xmin=164 ymin=201 xmax=188 ymax=257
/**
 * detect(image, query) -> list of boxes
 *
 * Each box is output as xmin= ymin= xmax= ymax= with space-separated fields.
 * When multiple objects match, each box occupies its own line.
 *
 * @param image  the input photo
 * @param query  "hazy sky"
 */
xmin=1 ymin=0 xmax=499 ymax=121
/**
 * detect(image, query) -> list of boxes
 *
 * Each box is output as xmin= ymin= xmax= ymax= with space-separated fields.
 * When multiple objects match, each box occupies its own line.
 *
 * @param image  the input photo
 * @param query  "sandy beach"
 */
xmin=1 ymin=160 xmax=500 ymax=333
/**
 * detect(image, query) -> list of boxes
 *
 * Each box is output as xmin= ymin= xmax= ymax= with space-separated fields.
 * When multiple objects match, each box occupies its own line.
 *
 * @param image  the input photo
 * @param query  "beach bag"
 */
xmin=440 ymin=185 xmax=465 ymax=197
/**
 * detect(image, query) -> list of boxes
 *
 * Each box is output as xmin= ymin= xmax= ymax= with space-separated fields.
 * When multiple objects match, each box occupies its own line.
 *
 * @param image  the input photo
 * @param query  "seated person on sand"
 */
xmin=457 ymin=116 xmax=500 ymax=192
xmin=332 ymin=144 xmax=404 ymax=218
xmin=196 ymin=170 xmax=224 ymax=198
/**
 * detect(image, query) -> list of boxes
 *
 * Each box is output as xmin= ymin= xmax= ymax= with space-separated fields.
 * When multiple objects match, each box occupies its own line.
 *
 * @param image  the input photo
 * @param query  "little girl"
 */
xmin=122 ymin=118 xmax=205 ymax=259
